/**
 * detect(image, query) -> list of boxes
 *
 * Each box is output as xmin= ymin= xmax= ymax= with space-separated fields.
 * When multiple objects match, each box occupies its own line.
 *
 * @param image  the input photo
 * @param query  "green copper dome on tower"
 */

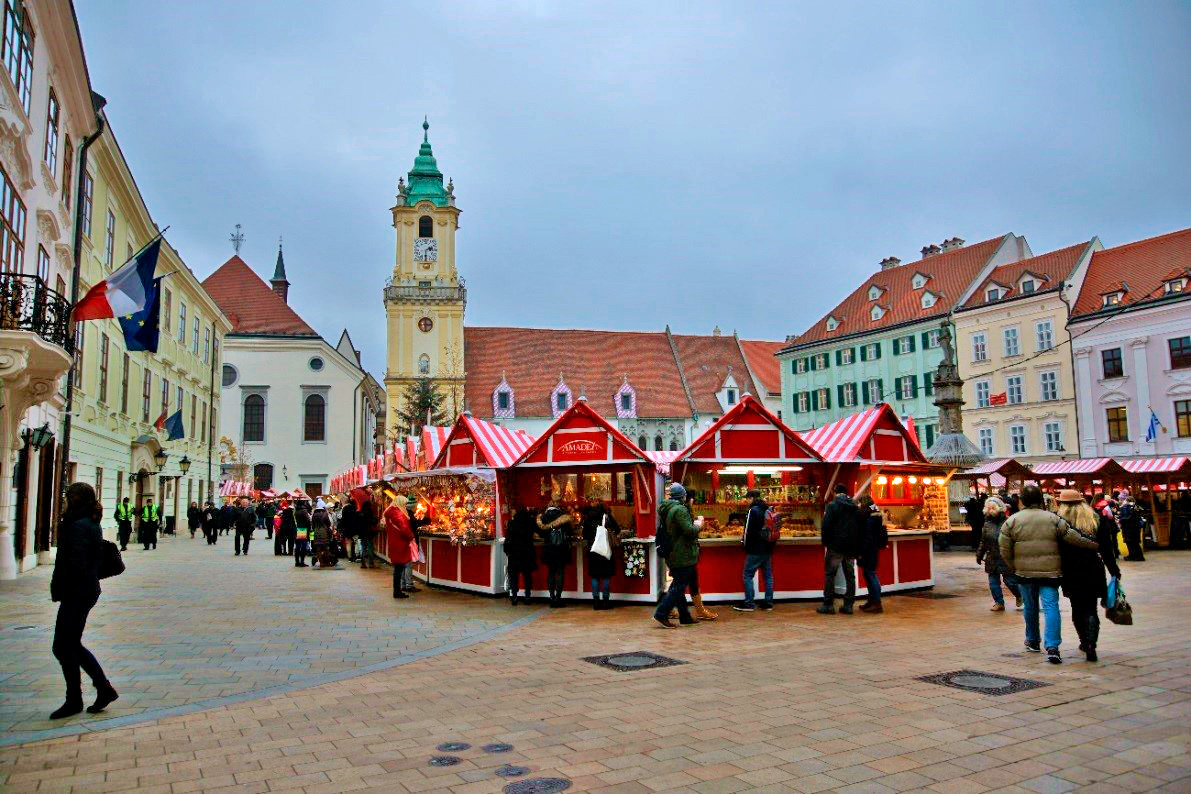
xmin=403 ymin=117 xmax=449 ymax=207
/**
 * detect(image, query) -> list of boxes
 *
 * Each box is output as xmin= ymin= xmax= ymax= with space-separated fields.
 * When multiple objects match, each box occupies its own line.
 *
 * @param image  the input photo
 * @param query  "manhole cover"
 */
xmin=436 ymin=742 xmax=471 ymax=752
xmin=917 ymin=669 xmax=1051 ymax=696
xmin=483 ymin=743 xmax=514 ymax=753
xmin=496 ymin=765 xmax=530 ymax=778
xmin=504 ymin=779 xmax=571 ymax=794
xmin=429 ymin=756 xmax=461 ymax=767
xmin=582 ymin=651 xmax=685 ymax=672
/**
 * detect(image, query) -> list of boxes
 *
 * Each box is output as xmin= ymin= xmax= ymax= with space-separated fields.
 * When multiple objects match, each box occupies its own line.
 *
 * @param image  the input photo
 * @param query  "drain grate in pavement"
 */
xmin=917 ymin=669 xmax=1051 ymax=696
xmin=483 ymin=743 xmax=514 ymax=753
xmin=429 ymin=756 xmax=461 ymax=767
xmin=582 ymin=651 xmax=686 ymax=672
xmin=496 ymin=765 xmax=530 ymax=778
xmin=436 ymin=742 xmax=471 ymax=752
xmin=504 ymin=779 xmax=571 ymax=794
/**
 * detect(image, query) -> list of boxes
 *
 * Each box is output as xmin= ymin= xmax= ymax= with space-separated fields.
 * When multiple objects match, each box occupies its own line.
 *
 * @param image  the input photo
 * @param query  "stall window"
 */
xmin=1170 ymin=336 xmax=1191 ymax=370
xmin=1175 ymin=400 xmax=1191 ymax=438
xmin=1101 ymin=347 xmax=1123 ymax=378
xmin=978 ymin=428 xmax=994 ymax=456
xmin=1106 ymin=406 xmax=1128 ymax=443
xmin=418 ymin=215 xmax=433 ymax=237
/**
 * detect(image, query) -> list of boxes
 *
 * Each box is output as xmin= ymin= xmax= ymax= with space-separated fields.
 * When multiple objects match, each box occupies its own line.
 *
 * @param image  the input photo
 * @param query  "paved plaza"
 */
xmin=0 ymin=537 xmax=1188 ymax=793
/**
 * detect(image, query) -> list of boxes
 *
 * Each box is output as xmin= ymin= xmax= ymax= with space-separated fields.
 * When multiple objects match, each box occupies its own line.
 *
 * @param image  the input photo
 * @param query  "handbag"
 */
xmin=1105 ymin=576 xmax=1133 ymax=625
xmin=98 ymin=539 xmax=125 ymax=580
xmin=590 ymin=516 xmax=613 ymax=560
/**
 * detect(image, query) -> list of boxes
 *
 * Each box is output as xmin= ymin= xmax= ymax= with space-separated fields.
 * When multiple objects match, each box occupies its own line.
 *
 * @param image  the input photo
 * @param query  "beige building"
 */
xmin=0 ymin=0 xmax=96 ymax=577
xmin=67 ymin=125 xmax=231 ymax=540
xmin=953 ymin=239 xmax=1099 ymax=463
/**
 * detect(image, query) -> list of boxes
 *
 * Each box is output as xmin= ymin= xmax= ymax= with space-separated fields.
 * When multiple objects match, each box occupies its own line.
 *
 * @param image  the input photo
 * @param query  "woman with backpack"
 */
xmin=537 ymin=501 xmax=573 ymax=607
xmin=856 ymin=496 xmax=888 ymax=613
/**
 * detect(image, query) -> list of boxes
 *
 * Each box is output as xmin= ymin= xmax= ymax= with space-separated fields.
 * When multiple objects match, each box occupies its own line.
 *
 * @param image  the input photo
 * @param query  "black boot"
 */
xmin=87 ymin=683 xmax=119 ymax=714
xmin=50 ymin=696 xmax=84 ymax=720
xmin=592 ymin=594 xmax=599 ymax=611
xmin=602 ymin=592 xmax=612 ymax=610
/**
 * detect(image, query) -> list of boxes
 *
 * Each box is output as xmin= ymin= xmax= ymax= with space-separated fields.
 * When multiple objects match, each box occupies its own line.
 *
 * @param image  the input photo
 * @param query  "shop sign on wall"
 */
xmin=553 ymin=433 xmax=608 ymax=461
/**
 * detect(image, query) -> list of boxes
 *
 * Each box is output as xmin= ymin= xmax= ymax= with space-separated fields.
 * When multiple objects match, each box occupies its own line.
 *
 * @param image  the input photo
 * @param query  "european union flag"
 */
xmin=118 ymin=276 xmax=161 ymax=353
xmin=164 ymin=409 xmax=185 ymax=441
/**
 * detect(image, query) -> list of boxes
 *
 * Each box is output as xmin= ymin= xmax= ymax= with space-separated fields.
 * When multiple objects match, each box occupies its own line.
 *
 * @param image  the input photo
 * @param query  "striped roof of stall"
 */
xmin=646 ymin=450 xmax=681 ymax=475
xmin=799 ymin=403 xmax=927 ymax=464
xmin=434 ymin=416 xmax=535 ymax=469
xmin=1119 ymin=457 xmax=1190 ymax=474
xmin=421 ymin=426 xmax=452 ymax=466
xmin=219 ymin=480 xmax=252 ymax=497
xmin=1031 ymin=458 xmax=1122 ymax=476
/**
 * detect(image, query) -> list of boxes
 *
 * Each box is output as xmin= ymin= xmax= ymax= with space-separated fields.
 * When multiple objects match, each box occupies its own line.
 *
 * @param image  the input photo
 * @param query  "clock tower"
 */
xmin=383 ymin=119 xmax=466 ymax=434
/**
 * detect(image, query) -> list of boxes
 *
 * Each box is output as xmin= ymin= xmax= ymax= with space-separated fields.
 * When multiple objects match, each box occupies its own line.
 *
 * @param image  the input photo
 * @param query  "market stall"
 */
xmin=667 ymin=395 xmax=827 ymax=601
xmin=502 ymin=399 xmax=664 ymax=602
xmin=1119 ymin=457 xmax=1191 ymax=547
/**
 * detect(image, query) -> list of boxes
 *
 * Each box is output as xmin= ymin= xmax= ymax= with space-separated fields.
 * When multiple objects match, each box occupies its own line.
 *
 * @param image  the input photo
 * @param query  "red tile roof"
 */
xmin=959 ymin=241 xmax=1092 ymax=310
xmin=1071 ymin=228 xmax=1191 ymax=318
xmin=738 ymin=339 xmax=784 ymax=396
xmin=463 ymin=327 xmax=777 ymax=420
xmin=785 ymin=235 xmax=1014 ymax=349
xmin=201 ymin=256 xmax=318 ymax=336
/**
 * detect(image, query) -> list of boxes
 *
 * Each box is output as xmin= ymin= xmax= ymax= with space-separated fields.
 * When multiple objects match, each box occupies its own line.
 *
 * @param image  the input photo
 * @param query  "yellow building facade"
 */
xmin=69 ymin=127 xmax=231 ymax=539
xmin=954 ymin=240 xmax=1099 ymax=463
xmin=383 ymin=122 xmax=465 ymax=433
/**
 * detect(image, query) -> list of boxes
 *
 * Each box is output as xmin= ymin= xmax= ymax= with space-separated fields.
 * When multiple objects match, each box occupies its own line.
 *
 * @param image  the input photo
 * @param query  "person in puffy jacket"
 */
xmin=384 ymin=498 xmax=416 ymax=598
xmin=537 ymin=503 xmax=573 ymax=608
xmin=233 ymin=499 xmax=255 ymax=556
xmin=652 ymin=484 xmax=701 ymax=629
xmin=977 ymin=496 xmax=1021 ymax=612
xmin=734 ymin=491 xmax=774 ymax=613
xmin=311 ymin=499 xmax=335 ymax=568
xmin=857 ymin=496 xmax=888 ymax=614
xmin=818 ymin=484 xmax=859 ymax=615
xmin=504 ymin=508 xmax=537 ymax=605
xmin=49 ymin=482 xmax=118 ymax=719
xmin=1055 ymin=490 xmax=1121 ymax=662
xmin=999 ymin=485 xmax=1099 ymax=664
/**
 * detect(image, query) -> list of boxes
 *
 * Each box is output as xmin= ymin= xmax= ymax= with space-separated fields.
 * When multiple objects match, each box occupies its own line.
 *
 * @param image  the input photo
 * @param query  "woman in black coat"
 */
xmin=1056 ymin=490 xmax=1121 ymax=662
xmin=582 ymin=504 xmax=620 ymax=610
xmin=536 ymin=504 xmax=573 ymax=608
xmin=504 ymin=508 xmax=538 ymax=605
xmin=856 ymin=496 xmax=888 ymax=613
xmin=49 ymin=482 xmax=118 ymax=719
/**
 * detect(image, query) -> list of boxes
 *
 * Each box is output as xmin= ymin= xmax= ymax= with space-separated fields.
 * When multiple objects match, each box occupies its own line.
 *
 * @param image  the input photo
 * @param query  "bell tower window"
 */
xmin=418 ymin=215 xmax=433 ymax=238
xmin=418 ymin=354 xmax=430 ymax=375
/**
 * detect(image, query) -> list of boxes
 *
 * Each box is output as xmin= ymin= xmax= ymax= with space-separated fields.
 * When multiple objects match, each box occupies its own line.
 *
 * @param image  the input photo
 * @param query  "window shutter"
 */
xmin=910 ymin=374 xmax=918 ymax=396
xmin=923 ymin=373 xmax=934 ymax=396
xmin=908 ymin=335 xmax=917 ymax=353
xmin=811 ymin=390 xmax=819 ymax=411
xmin=835 ymin=349 xmax=842 ymax=366
xmin=837 ymin=384 xmax=845 ymax=405
xmin=824 ymin=389 xmax=832 ymax=409
xmin=877 ymin=378 xmax=884 ymax=402
xmin=809 ymin=356 xmax=817 ymax=372
xmin=859 ymin=345 xmax=868 ymax=362
xmin=921 ymin=331 xmax=930 ymax=348
xmin=791 ymin=393 xmax=799 ymax=414
xmin=892 ymin=338 xmax=900 ymax=355
xmin=822 ymin=354 xmax=830 ymax=369
xmin=875 ymin=343 xmax=882 ymax=360
xmin=790 ymin=360 xmax=797 ymax=375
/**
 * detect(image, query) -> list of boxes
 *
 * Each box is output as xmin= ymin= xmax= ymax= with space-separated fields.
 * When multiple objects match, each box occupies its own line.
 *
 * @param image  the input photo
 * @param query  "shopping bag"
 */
xmin=591 ymin=517 xmax=613 ymax=560
xmin=98 ymin=540 xmax=125 ymax=580
xmin=1105 ymin=576 xmax=1132 ymax=625
xmin=409 ymin=539 xmax=422 ymax=564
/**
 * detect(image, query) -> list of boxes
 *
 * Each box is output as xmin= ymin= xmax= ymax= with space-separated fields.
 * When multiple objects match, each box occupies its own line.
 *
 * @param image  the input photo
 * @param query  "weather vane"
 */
xmin=229 ymin=223 xmax=244 ymax=254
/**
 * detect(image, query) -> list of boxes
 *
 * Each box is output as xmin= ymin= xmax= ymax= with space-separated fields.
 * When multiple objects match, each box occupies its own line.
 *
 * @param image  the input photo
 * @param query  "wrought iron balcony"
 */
xmin=383 ymin=279 xmax=467 ymax=304
xmin=0 ymin=272 xmax=73 ymax=352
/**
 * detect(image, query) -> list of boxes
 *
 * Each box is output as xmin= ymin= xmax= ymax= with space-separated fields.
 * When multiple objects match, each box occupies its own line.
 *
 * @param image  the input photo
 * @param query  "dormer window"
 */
xmin=726 ymin=388 xmax=737 ymax=405
xmin=825 ymin=315 xmax=839 ymax=331
xmin=557 ymin=392 xmax=568 ymax=410
xmin=870 ymin=305 xmax=885 ymax=321
xmin=920 ymin=291 xmax=937 ymax=309
xmin=911 ymin=273 xmax=929 ymax=290
xmin=615 ymin=377 xmax=637 ymax=419
xmin=986 ymin=286 xmax=1004 ymax=302
xmin=497 ymin=391 xmax=510 ymax=411
xmin=492 ymin=375 xmax=516 ymax=418
xmin=551 ymin=377 xmax=573 ymax=418
xmin=1103 ymin=292 xmax=1122 ymax=307
xmin=867 ymin=285 xmax=882 ymax=301
xmin=1166 ymin=278 xmax=1187 ymax=294
xmin=1021 ymin=278 xmax=1036 ymax=294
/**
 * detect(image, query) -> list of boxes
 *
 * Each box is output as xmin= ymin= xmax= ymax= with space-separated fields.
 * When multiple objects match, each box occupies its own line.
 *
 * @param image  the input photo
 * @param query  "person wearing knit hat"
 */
xmin=653 ymin=483 xmax=701 ymax=628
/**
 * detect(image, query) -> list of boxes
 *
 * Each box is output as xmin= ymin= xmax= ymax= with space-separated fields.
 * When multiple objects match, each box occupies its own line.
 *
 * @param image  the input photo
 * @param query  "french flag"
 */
xmin=72 ymin=238 xmax=162 ymax=321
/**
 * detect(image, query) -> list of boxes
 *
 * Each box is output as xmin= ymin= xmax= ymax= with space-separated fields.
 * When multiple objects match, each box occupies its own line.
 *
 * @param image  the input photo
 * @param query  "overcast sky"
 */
xmin=76 ymin=0 xmax=1191 ymax=376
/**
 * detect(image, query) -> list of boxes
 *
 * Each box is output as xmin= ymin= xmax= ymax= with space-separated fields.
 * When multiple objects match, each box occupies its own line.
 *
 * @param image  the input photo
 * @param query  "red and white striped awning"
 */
xmin=1119 ymin=456 xmax=1190 ymax=474
xmin=800 ymin=404 xmax=926 ymax=464
xmin=219 ymin=480 xmax=252 ymax=498
xmin=1031 ymin=458 xmax=1124 ymax=476
xmin=646 ymin=450 xmax=681 ymax=475
xmin=421 ymin=426 xmax=451 ymax=466
xmin=435 ymin=415 xmax=535 ymax=469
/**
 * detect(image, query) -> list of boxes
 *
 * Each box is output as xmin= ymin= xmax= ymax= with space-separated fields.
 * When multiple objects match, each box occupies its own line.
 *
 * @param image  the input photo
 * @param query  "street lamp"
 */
xmin=153 ymin=449 xmax=168 ymax=471
xmin=179 ymin=455 xmax=191 ymax=475
xmin=30 ymin=423 xmax=54 ymax=449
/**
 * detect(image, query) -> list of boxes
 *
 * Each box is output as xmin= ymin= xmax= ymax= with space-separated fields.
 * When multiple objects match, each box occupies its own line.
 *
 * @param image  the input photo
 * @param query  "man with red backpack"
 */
xmin=734 ymin=490 xmax=777 ymax=612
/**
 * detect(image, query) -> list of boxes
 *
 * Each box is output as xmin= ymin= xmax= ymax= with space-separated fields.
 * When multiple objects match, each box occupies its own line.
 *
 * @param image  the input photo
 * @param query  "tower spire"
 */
xmin=404 ymin=116 xmax=449 ymax=207
xmin=271 ymin=236 xmax=290 ymax=303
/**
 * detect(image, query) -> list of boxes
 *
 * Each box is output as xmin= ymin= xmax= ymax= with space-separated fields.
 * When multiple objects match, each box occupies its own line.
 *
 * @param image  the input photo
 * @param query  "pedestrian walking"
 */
xmin=998 ymin=485 xmax=1100 ymax=664
xmin=537 ymin=501 xmax=573 ymax=607
xmin=139 ymin=497 xmax=160 ymax=550
xmin=504 ymin=507 xmax=537 ymax=605
xmin=294 ymin=501 xmax=312 ymax=567
xmin=352 ymin=488 xmax=379 ymax=568
xmin=262 ymin=500 xmax=276 ymax=540
xmin=114 ymin=497 xmax=133 ymax=551
xmin=583 ymin=503 xmax=620 ymax=610
xmin=818 ymin=484 xmax=859 ymax=615
xmin=278 ymin=500 xmax=296 ymax=556
xmin=186 ymin=501 xmax=201 ymax=539
xmin=1118 ymin=494 xmax=1146 ymax=561
xmin=49 ymin=482 xmax=118 ymax=719
xmin=1055 ymin=490 xmax=1121 ymax=662
xmin=652 ymin=483 xmax=700 ymax=628
xmin=202 ymin=500 xmax=218 ymax=545
xmin=339 ymin=496 xmax=359 ymax=561
xmin=234 ymin=498 xmax=255 ymax=556
xmin=977 ymin=496 xmax=1022 ymax=611
xmin=683 ymin=491 xmax=718 ymax=621
xmin=964 ymin=488 xmax=986 ymax=548
xmin=311 ymin=499 xmax=335 ymax=568
xmin=384 ymin=497 xmax=415 ymax=598
xmin=734 ymin=490 xmax=775 ymax=612
xmin=857 ymin=496 xmax=888 ymax=613
xmin=219 ymin=501 xmax=235 ymax=536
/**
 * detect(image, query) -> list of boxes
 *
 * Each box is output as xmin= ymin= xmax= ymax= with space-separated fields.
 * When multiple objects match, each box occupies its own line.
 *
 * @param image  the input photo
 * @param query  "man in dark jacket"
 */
xmin=652 ymin=484 xmax=700 ymax=628
xmin=202 ymin=501 xmax=219 ymax=545
xmin=233 ymin=499 xmax=255 ymax=555
xmin=734 ymin=491 xmax=774 ymax=612
xmin=1117 ymin=495 xmax=1145 ymax=561
xmin=818 ymin=484 xmax=859 ymax=614
xmin=186 ymin=502 xmax=202 ymax=538
xmin=964 ymin=490 xmax=986 ymax=548
xmin=219 ymin=502 xmax=235 ymax=536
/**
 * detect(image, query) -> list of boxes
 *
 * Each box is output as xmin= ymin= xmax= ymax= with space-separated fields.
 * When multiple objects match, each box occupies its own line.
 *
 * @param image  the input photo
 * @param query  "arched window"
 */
xmin=418 ymin=354 xmax=430 ymax=375
xmin=253 ymin=463 xmax=274 ymax=491
xmin=304 ymin=394 xmax=325 ymax=442
xmin=242 ymin=394 xmax=265 ymax=442
xmin=669 ymin=440 xmax=678 ymax=451
xmin=654 ymin=435 xmax=663 ymax=451
xmin=638 ymin=435 xmax=648 ymax=450
xmin=418 ymin=215 xmax=433 ymax=238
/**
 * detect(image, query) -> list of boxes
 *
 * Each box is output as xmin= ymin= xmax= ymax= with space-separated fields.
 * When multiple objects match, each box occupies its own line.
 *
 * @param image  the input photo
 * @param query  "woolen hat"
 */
xmin=1057 ymin=489 xmax=1084 ymax=503
xmin=668 ymin=483 xmax=687 ymax=501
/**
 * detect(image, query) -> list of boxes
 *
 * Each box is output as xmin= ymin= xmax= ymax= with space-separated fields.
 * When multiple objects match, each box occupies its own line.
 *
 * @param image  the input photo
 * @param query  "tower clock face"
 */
xmin=413 ymin=238 xmax=438 ymax=262
xmin=418 ymin=317 xmax=434 ymax=333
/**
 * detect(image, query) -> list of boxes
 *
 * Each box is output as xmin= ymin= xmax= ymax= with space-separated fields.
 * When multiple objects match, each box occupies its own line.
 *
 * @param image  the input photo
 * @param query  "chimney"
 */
xmin=270 ymin=240 xmax=290 ymax=303
xmin=921 ymin=244 xmax=942 ymax=258
xmin=941 ymin=237 xmax=965 ymax=252
xmin=879 ymin=256 xmax=901 ymax=270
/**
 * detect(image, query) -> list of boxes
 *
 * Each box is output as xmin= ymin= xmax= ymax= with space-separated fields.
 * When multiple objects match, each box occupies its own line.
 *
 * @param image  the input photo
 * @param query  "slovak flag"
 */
xmin=72 ymin=238 xmax=162 ymax=321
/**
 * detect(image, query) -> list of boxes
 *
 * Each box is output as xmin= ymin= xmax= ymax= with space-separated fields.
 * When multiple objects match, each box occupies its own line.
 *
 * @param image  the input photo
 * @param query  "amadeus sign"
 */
xmin=554 ymin=436 xmax=605 ymax=460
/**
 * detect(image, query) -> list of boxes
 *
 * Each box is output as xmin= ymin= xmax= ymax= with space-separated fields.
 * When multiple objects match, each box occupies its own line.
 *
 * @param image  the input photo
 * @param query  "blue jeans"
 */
xmin=591 ymin=578 xmax=610 ymax=596
xmin=742 ymin=553 xmax=773 ymax=607
xmin=654 ymin=565 xmax=695 ymax=623
xmin=862 ymin=566 xmax=881 ymax=603
xmin=1018 ymin=580 xmax=1061 ymax=649
xmin=987 ymin=567 xmax=1021 ymax=606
